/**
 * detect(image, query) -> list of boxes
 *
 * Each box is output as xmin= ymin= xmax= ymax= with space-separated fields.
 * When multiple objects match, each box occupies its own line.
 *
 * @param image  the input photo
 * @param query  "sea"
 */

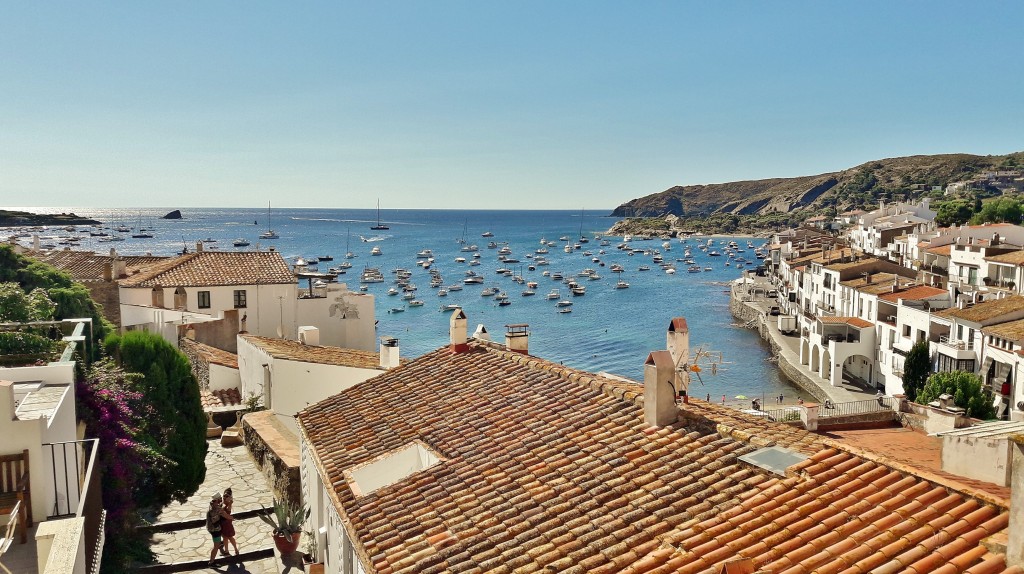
xmin=15 ymin=207 xmax=798 ymax=403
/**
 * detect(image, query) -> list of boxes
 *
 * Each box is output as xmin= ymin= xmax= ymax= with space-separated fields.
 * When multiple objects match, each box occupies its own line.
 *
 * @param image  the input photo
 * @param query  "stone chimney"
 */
xmin=379 ymin=337 xmax=400 ymax=369
xmin=643 ymin=350 xmax=677 ymax=427
xmin=449 ymin=309 xmax=469 ymax=353
xmin=1009 ymin=435 xmax=1024 ymax=566
xmin=472 ymin=324 xmax=490 ymax=342
xmin=297 ymin=326 xmax=320 ymax=346
xmin=666 ymin=318 xmax=689 ymax=369
xmin=505 ymin=324 xmax=529 ymax=354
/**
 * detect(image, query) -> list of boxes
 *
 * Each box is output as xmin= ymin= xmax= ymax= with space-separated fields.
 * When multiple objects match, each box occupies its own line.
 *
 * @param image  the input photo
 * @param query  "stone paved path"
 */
xmin=146 ymin=439 xmax=283 ymax=571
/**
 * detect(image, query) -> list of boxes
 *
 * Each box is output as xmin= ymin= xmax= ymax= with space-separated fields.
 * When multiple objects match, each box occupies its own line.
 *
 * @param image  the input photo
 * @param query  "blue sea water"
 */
xmin=19 ymin=206 xmax=798 ymax=402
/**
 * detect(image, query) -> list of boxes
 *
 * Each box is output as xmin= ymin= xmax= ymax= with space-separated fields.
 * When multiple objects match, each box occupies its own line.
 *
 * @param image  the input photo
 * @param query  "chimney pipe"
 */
xmin=666 ymin=318 xmax=690 ymax=401
xmin=449 ymin=309 xmax=469 ymax=353
xmin=472 ymin=324 xmax=490 ymax=342
xmin=504 ymin=324 xmax=529 ymax=355
xmin=297 ymin=326 xmax=320 ymax=346
xmin=379 ymin=337 xmax=400 ymax=369
xmin=1009 ymin=435 xmax=1024 ymax=566
xmin=643 ymin=351 xmax=677 ymax=427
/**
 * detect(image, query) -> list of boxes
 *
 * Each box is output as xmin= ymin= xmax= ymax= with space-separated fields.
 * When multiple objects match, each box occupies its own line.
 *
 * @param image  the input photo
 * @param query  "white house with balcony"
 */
xmin=117 ymin=248 xmax=376 ymax=352
xmin=0 ymin=319 xmax=104 ymax=574
xmin=979 ymin=319 xmax=1024 ymax=421
xmin=932 ymin=296 xmax=1024 ymax=385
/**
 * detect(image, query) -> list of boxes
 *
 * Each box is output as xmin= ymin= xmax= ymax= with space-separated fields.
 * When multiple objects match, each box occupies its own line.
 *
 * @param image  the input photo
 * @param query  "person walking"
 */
xmin=206 ymin=494 xmax=225 ymax=566
xmin=220 ymin=487 xmax=239 ymax=556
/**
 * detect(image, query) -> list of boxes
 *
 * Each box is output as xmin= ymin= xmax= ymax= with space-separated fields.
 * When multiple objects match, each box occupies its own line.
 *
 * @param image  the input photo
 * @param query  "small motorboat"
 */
xmin=614 ymin=280 xmax=629 ymax=289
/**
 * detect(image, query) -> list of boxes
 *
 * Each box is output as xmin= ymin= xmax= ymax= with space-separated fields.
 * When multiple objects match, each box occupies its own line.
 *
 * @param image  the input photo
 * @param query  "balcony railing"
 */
xmin=921 ymin=264 xmax=948 ymax=275
xmin=819 ymin=396 xmax=895 ymax=419
xmin=42 ymin=439 xmax=104 ymax=573
xmin=938 ymin=335 xmax=974 ymax=351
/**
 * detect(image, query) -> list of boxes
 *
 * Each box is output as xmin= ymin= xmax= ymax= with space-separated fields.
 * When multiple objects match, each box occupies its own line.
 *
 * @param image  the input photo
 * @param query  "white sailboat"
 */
xmin=259 ymin=201 xmax=279 ymax=239
xmin=345 ymin=229 xmax=356 ymax=259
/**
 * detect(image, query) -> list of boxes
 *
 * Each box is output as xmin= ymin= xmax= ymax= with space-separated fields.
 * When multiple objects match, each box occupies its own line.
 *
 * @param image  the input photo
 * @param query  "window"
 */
xmin=233 ymin=289 xmax=247 ymax=308
xmin=198 ymin=291 xmax=211 ymax=309
xmin=902 ymin=325 xmax=911 ymax=337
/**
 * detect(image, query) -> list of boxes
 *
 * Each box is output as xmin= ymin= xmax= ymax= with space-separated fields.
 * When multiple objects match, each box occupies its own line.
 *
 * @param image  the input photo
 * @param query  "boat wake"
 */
xmin=360 ymin=235 xmax=389 ymax=242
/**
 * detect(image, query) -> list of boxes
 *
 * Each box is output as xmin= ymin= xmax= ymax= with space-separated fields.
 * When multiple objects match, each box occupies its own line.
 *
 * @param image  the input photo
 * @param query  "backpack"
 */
xmin=206 ymin=509 xmax=222 ymax=533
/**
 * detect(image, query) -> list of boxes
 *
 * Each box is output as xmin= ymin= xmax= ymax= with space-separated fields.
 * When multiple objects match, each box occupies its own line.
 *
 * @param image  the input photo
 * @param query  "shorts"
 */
xmin=211 ymin=534 xmax=223 ymax=543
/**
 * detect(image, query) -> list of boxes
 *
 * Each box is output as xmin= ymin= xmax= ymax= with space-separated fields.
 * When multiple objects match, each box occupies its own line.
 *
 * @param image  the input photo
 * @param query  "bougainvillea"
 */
xmin=76 ymin=360 xmax=169 ymax=553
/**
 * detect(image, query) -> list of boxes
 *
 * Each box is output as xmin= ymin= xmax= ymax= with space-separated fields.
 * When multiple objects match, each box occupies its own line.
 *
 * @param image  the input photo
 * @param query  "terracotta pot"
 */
xmin=308 ymin=563 xmax=325 ymax=574
xmin=273 ymin=531 xmax=301 ymax=555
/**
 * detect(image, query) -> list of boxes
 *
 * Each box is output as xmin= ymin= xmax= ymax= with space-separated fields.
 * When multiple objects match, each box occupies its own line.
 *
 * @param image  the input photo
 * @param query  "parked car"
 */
xmin=768 ymin=306 xmax=781 ymax=316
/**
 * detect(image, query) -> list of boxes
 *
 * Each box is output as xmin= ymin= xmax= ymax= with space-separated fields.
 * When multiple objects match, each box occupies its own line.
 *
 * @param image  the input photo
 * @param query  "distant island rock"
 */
xmin=162 ymin=210 xmax=183 ymax=219
xmin=0 ymin=210 xmax=101 ymax=228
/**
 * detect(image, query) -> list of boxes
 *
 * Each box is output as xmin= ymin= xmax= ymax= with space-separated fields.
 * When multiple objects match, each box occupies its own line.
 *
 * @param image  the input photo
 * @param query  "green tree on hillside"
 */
xmin=935 ymin=200 xmax=975 ymax=227
xmin=969 ymin=197 xmax=1023 ymax=225
xmin=901 ymin=341 xmax=931 ymax=401
xmin=106 ymin=331 xmax=207 ymax=506
xmin=917 ymin=370 xmax=995 ymax=419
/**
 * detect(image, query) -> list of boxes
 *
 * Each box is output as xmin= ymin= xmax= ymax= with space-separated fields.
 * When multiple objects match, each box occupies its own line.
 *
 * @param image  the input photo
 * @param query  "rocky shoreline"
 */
xmin=0 ymin=209 xmax=101 ymax=227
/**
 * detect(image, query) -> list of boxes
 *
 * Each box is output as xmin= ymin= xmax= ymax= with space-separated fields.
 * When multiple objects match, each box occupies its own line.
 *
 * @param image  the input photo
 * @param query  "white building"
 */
xmin=117 ymin=249 xmax=376 ymax=352
xmin=237 ymin=332 xmax=400 ymax=434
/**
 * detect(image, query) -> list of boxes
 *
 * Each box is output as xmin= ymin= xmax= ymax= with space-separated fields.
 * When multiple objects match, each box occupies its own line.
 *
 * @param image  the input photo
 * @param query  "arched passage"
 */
xmin=842 ymin=353 xmax=873 ymax=388
xmin=173 ymin=287 xmax=186 ymax=309
xmin=810 ymin=345 xmax=820 ymax=375
xmin=821 ymin=349 xmax=832 ymax=379
xmin=151 ymin=287 xmax=164 ymax=308
xmin=800 ymin=340 xmax=810 ymax=365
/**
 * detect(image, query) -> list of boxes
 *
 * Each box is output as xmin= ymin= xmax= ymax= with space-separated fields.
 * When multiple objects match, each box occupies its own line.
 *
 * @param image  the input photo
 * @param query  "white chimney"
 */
xmin=449 ymin=309 xmax=468 ymax=352
xmin=1009 ymin=435 xmax=1024 ymax=566
xmin=666 ymin=318 xmax=690 ymax=402
xmin=297 ymin=326 xmax=320 ymax=346
xmin=505 ymin=324 xmax=529 ymax=355
xmin=196 ymin=241 xmax=204 ymax=253
xmin=472 ymin=324 xmax=490 ymax=342
xmin=379 ymin=337 xmax=400 ymax=369
xmin=32 ymin=234 xmax=40 ymax=252
xmin=643 ymin=350 xmax=677 ymax=427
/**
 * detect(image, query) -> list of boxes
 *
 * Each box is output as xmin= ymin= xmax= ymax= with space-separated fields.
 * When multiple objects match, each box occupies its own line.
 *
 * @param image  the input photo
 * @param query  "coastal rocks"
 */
xmin=162 ymin=209 xmax=183 ymax=219
xmin=0 ymin=209 xmax=101 ymax=227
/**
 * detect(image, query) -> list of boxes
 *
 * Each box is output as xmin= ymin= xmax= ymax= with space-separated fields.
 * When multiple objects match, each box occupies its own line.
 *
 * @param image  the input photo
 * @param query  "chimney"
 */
xmin=663 ymin=317 xmax=688 ymax=392
xmin=297 ymin=326 xmax=320 ymax=346
xmin=449 ymin=309 xmax=469 ymax=353
xmin=1009 ymin=435 xmax=1024 ymax=566
xmin=32 ymin=234 xmax=40 ymax=252
xmin=0 ymin=381 xmax=15 ymax=421
xmin=196 ymin=241 xmax=204 ymax=253
xmin=643 ymin=350 xmax=677 ymax=427
xmin=504 ymin=324 xmax=529 ymax=354
xmin=472 ymin=324 xmax=490 ymax=342
xmin=379 ymin=337 xmax=400 ymax=369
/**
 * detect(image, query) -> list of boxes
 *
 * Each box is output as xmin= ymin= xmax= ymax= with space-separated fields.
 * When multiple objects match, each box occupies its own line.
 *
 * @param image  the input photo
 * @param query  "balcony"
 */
xmin=921 ymin=264 xmax=948 ymax=276
xmin=934 ymin=336 xmax=977 ymax=361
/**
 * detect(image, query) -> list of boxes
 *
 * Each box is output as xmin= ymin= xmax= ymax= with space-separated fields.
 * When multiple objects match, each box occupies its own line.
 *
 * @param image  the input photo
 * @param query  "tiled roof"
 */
xmin=184 ymin=340 xmax=239 ymax=369
xmin=879 ymin=285 xmax=948 ymax=303
xmin=241 ymin=335 xmax=383 ymax=370
xmin=297 ymin=341 xmax=1016 ymax=574
xmin=840 ymin=273 xmax=914 ymax=295
xmin=987 ymin=250 xmax=1024 ymax=266
xmin=819 ymin=316 xmax=874 ymax=328
xmin=982 ymin=318 xmax=1024 ymax=343
xmin=938 ymin=296 xmax=1024 ymax=324
xmin=927 ymin=244 xmax=952 ymax=256
xmin=118 ymin=251 xmax=295 ymax=287
xmin=201 ymin=388 xmax=242 ymax=410
xmin=31 ymin=250 xmax=166 ymax=282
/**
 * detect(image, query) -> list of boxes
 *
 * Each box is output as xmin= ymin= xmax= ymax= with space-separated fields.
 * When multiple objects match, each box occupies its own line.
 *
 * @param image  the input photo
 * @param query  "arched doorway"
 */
xmin=800 ymin=340 xmax=810 ymax=365
xmin=810 ymin=346 xmax=820 ymax=374
xmin=151 ymin=287 xmax=164 ymax=308
xmin=842 ymin=354 xmax=873 ymax=388
xmin=821 ymin=349 xmax=832 ymax=379
xmin=173 ymin=287 xmax=186 ymax=309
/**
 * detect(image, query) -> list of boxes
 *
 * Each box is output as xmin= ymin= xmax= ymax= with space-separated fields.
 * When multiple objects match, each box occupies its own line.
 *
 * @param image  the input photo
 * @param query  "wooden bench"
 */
xmin=0 ymin=450 xmax=30 ymax=544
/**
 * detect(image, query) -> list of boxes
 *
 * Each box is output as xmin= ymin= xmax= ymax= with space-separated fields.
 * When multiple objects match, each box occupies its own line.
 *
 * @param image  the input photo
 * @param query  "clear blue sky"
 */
xmin=2 ymin=1 xmax=1022 ymax=210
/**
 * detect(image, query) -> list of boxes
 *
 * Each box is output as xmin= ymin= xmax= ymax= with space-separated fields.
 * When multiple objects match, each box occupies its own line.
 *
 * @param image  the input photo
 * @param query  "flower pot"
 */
xmin=273 ymin=531 xmax=301 ymax=555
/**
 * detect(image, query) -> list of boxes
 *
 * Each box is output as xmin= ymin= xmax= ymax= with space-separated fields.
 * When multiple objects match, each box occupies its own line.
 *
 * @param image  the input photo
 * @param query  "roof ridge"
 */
xmin=118 ymin=251 xmax=198 ymax=286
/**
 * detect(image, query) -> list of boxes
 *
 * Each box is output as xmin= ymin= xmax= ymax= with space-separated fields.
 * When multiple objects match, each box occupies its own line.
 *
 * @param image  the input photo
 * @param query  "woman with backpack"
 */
xmin=206 ymin=493 xmax=225 ymax=566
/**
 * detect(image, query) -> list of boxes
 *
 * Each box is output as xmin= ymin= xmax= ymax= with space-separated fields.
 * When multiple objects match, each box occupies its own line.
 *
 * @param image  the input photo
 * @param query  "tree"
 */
xmin=901 ymin=341 xmax=931 ymax=401
xmin=917 ymin=370 xmax=995 ymax=419
xmin=969 ymin=197 xmax=1023 ymax=225
xmin=935 ymin=199 xmax=975 ymax=227
xmin=105 ymin=331 xmax=207 ymax=507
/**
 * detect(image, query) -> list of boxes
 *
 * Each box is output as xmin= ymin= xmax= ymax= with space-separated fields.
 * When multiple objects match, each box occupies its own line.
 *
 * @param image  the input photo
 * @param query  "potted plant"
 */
xmin=302 ymin=531 xmax=323 ymax=574
xmin=258 ymin=498 xmax=310 ymax=555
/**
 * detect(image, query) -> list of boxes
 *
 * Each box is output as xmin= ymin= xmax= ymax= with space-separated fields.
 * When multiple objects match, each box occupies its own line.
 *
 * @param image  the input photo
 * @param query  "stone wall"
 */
xmin=180 ymin=338 xmax=211 ymax=390
xmin=817 ymin=410 xmax=899 ymax=431
xmin=242 ymin=411 xmax=301 ymax=507
xmin=86 ymin=281 xmax=121 ymax=328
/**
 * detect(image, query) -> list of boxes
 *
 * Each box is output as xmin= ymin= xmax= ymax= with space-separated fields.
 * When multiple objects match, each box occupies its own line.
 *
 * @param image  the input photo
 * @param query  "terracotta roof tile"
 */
xmin=296 ymin=341 xmax=1013 ymax=574
xmin=241 ymin=335 xmax=384 ymax=369
xmin=928 ymin=244 xmax=953 ymax=256
xmin=31 ymin=249 xmax=166 ymax=282
xmin=987 ymin=250 xmax=1024 ymax=266
xmin=181 ymin=339 xmax=239 ymax=369
xmin=879 ymin=285 xmax=948 ymax=303
xmin=819 ymin=316 xmax=874 ymax=328
xmin=200 ymin=387 xmax=241 ymax=410
xmin=118 ymin=251 xmax=295 ymax=287
xmin=937 ymin=295 xmax=1024 ymax=323
xmin=983 ymin=318 xmax=1024 ymax=343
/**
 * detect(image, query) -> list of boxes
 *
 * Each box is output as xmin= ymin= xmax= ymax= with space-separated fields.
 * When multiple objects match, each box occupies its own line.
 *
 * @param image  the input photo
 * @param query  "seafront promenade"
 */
xmin=730 ymin=275 xmax=876 ymax=404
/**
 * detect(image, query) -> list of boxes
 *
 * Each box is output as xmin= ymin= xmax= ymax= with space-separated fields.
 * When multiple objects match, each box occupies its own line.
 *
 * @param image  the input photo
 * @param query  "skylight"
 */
xmin=738 ymin=446 xmax=808 ymax=476
xmin=346 ymin=441 xmax=443 ymax=497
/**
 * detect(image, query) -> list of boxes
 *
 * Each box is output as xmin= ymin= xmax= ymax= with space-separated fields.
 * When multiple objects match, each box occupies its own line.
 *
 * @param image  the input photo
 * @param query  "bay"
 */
xmin=16 ymin=206 xmax=798 ymax=403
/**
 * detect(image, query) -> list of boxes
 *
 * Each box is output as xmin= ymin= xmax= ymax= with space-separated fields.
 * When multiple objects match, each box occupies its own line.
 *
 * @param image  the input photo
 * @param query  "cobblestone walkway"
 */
xmin=146 ymin=439 xmax=283 ymax=571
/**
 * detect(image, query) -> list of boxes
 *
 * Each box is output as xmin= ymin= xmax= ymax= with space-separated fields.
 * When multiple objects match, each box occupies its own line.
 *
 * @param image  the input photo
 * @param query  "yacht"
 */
xmin=545 ymin=289 xmax=560 ymax=300
xmin=370 ymin=246 xmax=382 ymax=256
xmin=614 ymin=280 xmax=630 ymax=289
xmin=259 ymin=202 xmax=279 ymax=239
xmin=481 ymin=287 xmax=498 ymax=297
xmin=416 ymin=249 xmax=433 ymax=258
xmin=522 ymin=289 xmax=536 ymax=296
xmin=555 ymin=300 xmax=573 ymax=307
xmin=233 ymin=238 xmax=250 ymax=247
xmin=370 ymin=199 xmax=389 ymax=230
xmin=408 ymin=300 xmax=424 ymax=307
xmin=440 ymin=304 xmax=462 ymax=312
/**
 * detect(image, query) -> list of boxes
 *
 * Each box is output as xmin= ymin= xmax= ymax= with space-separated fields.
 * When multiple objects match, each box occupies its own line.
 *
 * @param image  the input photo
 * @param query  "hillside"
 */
xmin=0 ymin=210 xmax=101 ymax=227
xmin=610 ymin=152 xmax=1024 ymax=230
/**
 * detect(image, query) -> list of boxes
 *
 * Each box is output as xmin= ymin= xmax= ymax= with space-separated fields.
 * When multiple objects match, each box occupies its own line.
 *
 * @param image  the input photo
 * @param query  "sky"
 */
xmin=2 ymin=2 xmax=1023 ymax=211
